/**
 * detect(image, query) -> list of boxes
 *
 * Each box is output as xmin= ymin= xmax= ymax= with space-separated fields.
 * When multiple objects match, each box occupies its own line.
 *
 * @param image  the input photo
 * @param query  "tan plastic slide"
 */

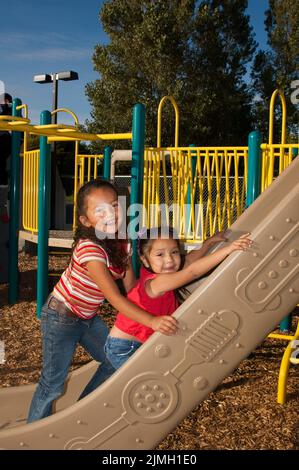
xmin=0 ymin=157 xmax=298 ymax=450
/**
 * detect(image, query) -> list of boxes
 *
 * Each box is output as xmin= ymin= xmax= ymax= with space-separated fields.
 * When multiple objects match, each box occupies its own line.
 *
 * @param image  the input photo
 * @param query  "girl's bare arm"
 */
xmin=184 ymin=231 xmax=227 ymax=267
xmin=86 ymin=261 xmax=178 ymax=335
xmin=148 ymin=233 xmax=252 ymax=297
xmin=122 ymin=259 xmax=136 ymax=292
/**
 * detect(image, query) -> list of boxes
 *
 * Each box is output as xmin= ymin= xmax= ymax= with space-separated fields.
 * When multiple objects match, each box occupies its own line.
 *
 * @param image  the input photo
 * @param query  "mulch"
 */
xmin=0 ymin=252 xmax=298 ymax=450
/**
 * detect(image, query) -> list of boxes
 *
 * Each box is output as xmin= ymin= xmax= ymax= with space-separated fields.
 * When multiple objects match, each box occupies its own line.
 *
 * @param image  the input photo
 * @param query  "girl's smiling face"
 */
xmin=79 ymin=187 xmax=121 ymax=235
xmin=140 ymin=237 xmax=181 ymax=274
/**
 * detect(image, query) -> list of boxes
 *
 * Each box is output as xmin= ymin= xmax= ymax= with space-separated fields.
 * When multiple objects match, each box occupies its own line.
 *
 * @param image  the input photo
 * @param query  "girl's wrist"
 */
xmin=140 ymin=310 xmax=155 ymax=328
xmin=222 ymin=245 xmax=232 ymax=256
xmin=204 ymin=238 xmax=214 ymax=249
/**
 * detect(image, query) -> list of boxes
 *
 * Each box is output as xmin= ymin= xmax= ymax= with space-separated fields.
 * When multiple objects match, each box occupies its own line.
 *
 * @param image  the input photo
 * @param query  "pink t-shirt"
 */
xmin=115 ymin=266 xmax=178 ymax=343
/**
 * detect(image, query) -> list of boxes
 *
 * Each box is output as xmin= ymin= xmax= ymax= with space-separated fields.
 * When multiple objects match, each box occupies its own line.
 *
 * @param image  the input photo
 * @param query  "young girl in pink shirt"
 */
xmin=105 ymin=226 xmax=252 ymax=369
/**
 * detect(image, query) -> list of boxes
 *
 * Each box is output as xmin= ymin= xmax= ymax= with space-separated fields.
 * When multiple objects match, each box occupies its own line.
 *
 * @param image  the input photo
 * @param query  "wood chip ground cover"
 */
xmin=0 ymin=253 xmax=298 ymax=450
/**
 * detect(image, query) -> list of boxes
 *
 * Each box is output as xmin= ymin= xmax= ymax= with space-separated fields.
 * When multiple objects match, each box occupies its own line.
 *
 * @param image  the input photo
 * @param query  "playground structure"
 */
xmin=0 ymin=156 xmax=298 ymax=449
xmin=0 ymin=90 xmax=298 ymax=449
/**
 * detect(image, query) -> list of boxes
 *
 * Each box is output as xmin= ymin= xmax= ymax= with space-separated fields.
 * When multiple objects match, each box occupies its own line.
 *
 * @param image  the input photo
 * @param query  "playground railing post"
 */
xmin=37 ymin=110 xmax=52 ymax=318
xmin=246 ymin=130 xmax=292 ymax=331
xmin=246 ymin=130 xmax=261 ymax=208
xmin=130 ymin=103 xmax=145 ymax=276
xmin=186 ymin=144 xmax=197 ymax=239
xmin=8 ymin=98 xmax=22 ymax=304
xmin=103 ymin=146 xmax=113 ymax=180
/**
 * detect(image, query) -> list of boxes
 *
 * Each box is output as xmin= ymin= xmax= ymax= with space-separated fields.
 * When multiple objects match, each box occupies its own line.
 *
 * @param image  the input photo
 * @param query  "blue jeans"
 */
xmin=27 ymin=305 xmax=115 ymax=423
xmin=104 ymin=336 xmax=142 ymax=370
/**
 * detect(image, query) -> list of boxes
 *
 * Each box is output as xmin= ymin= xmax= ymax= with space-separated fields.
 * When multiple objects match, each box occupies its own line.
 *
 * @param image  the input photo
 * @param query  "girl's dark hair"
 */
xmin=138 ymin=226 xmax=188 ymax=302
xmin=72 ymin=178 xmax=129 ymax=271
xmin=138 ymin=226 xmax=180 ymax=258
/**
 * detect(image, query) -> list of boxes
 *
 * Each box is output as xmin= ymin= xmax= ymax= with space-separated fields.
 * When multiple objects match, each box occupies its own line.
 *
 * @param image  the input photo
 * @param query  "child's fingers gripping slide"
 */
xmin=228 ymin=232 xmax=253 ymax=253
xmin=207 ymin=230 xmax=228 ymax=244
xmin=150 ymin=315 xmax=179 ymax=335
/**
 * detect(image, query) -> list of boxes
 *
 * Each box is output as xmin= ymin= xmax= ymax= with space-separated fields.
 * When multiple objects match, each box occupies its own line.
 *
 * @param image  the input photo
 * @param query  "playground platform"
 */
xmin=19 ymin=230 xmax=73 ymax=249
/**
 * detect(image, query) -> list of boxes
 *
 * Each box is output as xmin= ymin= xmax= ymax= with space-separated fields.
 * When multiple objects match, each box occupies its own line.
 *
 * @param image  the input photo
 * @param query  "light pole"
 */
xmin=33 ymin=71 xmax=79 ymax=228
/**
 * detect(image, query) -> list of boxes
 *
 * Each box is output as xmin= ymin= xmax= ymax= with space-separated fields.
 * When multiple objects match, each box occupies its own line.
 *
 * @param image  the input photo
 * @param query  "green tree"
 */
xmin=86 ymin=0 xmax=256 ymax=148
xmin=186 ymin=0 xmax=256 ymax=145
xmin=251 ymin=0 xmax=299 ymax=142
xmin=86 ymin=0 xmax=194 ymax=149
xmin=251 ymin=50 xmax=277 ymax=139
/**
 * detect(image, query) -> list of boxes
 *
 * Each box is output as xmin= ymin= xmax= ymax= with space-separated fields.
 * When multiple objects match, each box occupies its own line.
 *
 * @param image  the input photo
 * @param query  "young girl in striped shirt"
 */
xmin=28 ymin=179 xmax=178 ymax=423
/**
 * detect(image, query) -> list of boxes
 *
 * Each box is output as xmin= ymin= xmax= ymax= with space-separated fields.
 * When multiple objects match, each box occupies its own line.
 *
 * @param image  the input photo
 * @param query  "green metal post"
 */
xmin=246 ymin=131 xmax=291 ymax=331
xmin=8 ymin=98 xmax=22 ymax=304
xmin=103 ymin=146 xmax=112 ymax=180
xmin=37 ymin=110 xmax=52 ymax=318
xmin=280 ymin=147 xmax=298 ymax=330
xmin=130 ymin=103 xmax=145 ymax=276
xmin=279 ymin=312 xmax=292 ymax=331
xmin=246 ymin=131 xmax=261 ymax=208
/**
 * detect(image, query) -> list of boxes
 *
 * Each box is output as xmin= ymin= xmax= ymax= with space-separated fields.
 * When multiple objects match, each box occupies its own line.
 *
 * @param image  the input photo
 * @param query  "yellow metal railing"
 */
xmin=22 ymin=149 xmax=39 ymax=233
xmin=263 ymin=90 xmax=298 ymax=404
xmin=268 ymin=319 xmax=299 ymax=404
xmin=261 ymin=143 xmax=299 ymax=191
xmin=77 ymin=154 xmax=103 ymax=186
xmin=143 ymin=146 xmax=248 ymax=243
xmin=71 ymin=153 xmax=103 ymax=229
xmin=17 ymin=107 xmax=120 ymax=233
xmin=260 ymin=89 xmax=298 ymax=190
xmin=22 ymin=148 xmax=102 ymax=233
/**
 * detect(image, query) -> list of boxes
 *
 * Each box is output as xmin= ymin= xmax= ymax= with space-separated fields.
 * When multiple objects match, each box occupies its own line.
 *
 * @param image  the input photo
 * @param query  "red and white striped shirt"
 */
xmin=53 ymin=239 xmax=126 ymax=319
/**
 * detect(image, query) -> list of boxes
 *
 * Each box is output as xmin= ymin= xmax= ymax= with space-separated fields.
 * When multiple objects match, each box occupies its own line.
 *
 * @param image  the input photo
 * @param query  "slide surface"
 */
xmin=0 ymin=158 xmax=298 ymax=450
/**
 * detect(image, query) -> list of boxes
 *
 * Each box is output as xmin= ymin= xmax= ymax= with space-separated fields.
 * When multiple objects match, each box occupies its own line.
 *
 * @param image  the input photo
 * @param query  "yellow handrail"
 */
xmin=261 ymin=89 xmax=292 ymax=191
xmin=268 ymin=89 xmax=287 ymax=145
xmin=0 ymin=119 xmax=132 ymax=142
xmin=157 ymin=96 xmax=180 ymax=147
xmin=16 ymin=103 xmax=29 ymax=153
xmin=51 ymin=107 xmax=79 ymax=126
xmin=268 ymin=320 xmax=299 ymax=404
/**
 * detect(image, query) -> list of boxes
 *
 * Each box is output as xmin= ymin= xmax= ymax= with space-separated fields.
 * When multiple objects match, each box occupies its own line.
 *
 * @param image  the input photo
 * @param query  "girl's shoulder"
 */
xmin=75 ymin=238 xmax=107 ymax=253
xmin=123 ymin=240 xmax=132 ymax=256
xmin=138 ymin=266 xmax=156 ymax=285
xmin=74 ymin=238 xmax=109 ymax=263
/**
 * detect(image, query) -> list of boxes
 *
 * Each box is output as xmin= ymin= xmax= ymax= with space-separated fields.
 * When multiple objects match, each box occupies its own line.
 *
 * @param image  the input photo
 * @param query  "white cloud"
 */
xmin=0 ymin=31 xmax=92 ymax=61
xmin=0 ymin=31 xmax=72 ymax=48
xmin=12 ymin=47 xmax=91 ymax=61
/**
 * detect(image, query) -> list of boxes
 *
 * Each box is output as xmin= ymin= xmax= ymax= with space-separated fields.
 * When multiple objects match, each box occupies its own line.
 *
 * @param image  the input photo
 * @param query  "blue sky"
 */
xmin=1 ymin=0 xmax=269 ymax=125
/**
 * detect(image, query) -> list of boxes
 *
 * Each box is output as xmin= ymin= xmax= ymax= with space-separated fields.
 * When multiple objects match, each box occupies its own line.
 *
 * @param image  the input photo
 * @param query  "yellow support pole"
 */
xmin=267 ymin=89 xmax=287 ymax=188
xmin=268 ymin=89 xmax=286 ymax=146
xmin=157 ymin=96 xmax=180 ymax=147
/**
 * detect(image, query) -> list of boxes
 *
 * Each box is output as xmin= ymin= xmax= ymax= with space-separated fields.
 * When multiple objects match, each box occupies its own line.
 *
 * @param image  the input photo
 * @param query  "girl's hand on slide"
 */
xmin=227 ymin=232 xmax=253 ymax=254
xmin=150 ymin=315 xmax=179 ymax=335
xmin=206 ymin=230 xmax=227 ymax=246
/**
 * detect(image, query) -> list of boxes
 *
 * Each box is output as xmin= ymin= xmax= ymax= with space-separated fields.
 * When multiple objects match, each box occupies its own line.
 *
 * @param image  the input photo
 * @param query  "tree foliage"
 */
xmin=251 ymin=0 xmax=299 ymax=141
xmin=86 ymin=0 xmax=256 ymax=148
